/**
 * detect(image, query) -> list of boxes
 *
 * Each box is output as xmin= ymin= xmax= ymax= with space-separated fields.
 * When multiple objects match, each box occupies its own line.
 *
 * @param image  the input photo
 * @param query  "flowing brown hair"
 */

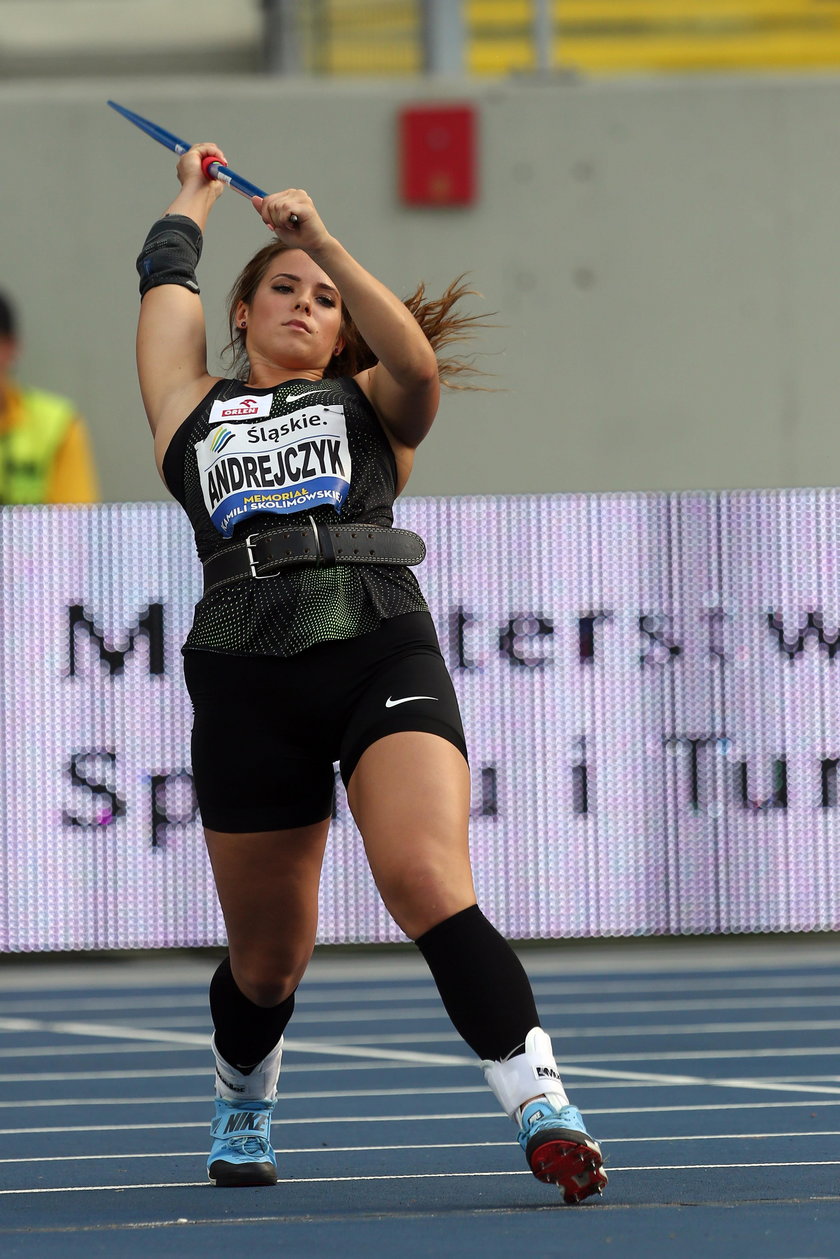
xmin=223 ymin=240 xmax=492 ymax=389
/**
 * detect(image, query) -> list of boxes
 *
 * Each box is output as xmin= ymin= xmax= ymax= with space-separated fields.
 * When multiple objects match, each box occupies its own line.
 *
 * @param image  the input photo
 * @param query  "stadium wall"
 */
xmin=1 ymin=74 xmax=839 ymax=502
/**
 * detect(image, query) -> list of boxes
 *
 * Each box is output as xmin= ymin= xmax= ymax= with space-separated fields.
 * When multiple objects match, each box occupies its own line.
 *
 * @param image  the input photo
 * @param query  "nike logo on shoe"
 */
xmin=385 ymin=695 xmax=438 ymax=708
xmin=223 ymin=1111 xmax=269 ymax=1135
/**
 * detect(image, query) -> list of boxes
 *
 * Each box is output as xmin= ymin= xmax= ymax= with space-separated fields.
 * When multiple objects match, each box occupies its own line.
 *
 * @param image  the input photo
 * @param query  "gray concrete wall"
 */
xmin=2 ymin=73 xmax=840 ymax=502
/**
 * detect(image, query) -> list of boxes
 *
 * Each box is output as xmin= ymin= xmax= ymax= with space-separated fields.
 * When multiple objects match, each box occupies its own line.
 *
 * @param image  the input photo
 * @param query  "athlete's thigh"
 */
xmin=337 ymin=616 xmax=468 ymax=790
xmin=346 ymin=731 xmax=475 ymax=938
xmin=184 ymin=648 xmax=337 ymax=831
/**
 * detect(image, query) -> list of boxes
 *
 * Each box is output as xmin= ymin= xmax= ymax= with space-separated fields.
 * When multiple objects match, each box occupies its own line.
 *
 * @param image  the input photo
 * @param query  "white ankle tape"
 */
xmin=481 ymin=1027 xmax=569 ymax=1121
xmin=212 ymin=1035 xmax=283 ymax=1102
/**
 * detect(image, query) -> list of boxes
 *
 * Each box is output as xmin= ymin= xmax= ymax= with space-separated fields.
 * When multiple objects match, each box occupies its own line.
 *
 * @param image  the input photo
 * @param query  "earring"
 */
xmin=240 ymin=321 xmax=247 ymax=329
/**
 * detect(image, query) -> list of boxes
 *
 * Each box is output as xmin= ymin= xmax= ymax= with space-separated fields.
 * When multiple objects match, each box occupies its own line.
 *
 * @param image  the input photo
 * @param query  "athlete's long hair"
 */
xmin=223 ymin=240 xmax=492 ymax=389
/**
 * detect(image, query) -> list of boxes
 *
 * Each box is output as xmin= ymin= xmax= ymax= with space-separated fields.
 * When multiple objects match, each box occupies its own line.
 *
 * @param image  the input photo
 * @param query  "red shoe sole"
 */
xmin=528 ymin=1138 xmax=608 ymax=1204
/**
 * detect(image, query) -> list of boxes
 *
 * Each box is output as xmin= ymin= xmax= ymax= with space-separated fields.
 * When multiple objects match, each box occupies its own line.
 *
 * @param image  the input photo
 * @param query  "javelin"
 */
xmin=107 ymin=100 xmax=298 ymax=223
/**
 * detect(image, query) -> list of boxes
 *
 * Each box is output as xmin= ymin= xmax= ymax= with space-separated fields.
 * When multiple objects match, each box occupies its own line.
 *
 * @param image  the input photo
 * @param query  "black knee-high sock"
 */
xmin=209 ymin=957 xmax=295 ymax=1071
xmin=415 ymin=905 xmax=540 ymax=1061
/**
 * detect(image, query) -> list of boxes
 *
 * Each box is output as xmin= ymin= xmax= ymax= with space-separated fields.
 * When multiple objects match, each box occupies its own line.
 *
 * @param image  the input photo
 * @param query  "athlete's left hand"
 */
xmin=252 ymin=189 xmax=332 ymax=252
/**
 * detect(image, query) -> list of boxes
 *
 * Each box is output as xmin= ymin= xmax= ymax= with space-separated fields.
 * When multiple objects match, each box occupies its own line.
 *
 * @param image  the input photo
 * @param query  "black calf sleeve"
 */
xmin=416 ymin=904 xmax=540 ymax=1061
xmin=209 ymin=956 xmax=295 ymax=1071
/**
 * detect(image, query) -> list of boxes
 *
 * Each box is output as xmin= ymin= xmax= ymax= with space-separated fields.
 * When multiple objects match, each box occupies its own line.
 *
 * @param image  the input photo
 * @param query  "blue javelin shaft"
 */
xmin=107 ymin=100 xmax=267 ymax=201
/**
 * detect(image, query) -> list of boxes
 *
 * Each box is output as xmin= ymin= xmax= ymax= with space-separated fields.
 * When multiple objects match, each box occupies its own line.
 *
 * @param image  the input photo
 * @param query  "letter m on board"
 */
xmin=67 ymin=604 xmax=165 ymax=676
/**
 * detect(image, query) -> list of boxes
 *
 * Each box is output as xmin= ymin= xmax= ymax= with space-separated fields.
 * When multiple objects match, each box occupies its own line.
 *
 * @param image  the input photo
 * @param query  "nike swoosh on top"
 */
xmin=385 ymin=695 xmax=439 ymax=708
xmin=286 ymin=390 xmax=323 ymax=402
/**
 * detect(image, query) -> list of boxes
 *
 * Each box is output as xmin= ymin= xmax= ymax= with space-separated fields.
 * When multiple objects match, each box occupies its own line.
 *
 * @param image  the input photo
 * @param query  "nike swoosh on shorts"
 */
xmin=385 ymin=695 xmax=439 ymax=708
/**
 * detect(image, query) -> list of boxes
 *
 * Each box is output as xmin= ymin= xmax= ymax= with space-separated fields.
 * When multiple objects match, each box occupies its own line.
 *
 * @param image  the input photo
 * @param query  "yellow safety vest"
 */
xmin=0 ymin=386 xmax=77 ymax=504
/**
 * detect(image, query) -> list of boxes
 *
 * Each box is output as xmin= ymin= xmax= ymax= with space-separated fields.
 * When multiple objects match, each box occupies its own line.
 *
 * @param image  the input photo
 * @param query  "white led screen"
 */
xmin=2 ymin=492 xmax=840 ymax=951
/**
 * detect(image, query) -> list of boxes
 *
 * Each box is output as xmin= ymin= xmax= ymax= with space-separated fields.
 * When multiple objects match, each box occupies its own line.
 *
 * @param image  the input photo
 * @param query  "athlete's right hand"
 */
xmin=175 ymin=142 xmax=227 ymax=201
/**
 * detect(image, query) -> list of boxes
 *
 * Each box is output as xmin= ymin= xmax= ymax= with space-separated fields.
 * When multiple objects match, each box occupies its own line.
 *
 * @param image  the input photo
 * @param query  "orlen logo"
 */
xmin=220 ymin=397 xmax=262 ymax=418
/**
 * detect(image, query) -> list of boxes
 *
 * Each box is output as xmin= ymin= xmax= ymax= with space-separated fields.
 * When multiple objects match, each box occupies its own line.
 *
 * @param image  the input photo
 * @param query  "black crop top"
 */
xmin=162 ymin=375 xmax=428 ymax=656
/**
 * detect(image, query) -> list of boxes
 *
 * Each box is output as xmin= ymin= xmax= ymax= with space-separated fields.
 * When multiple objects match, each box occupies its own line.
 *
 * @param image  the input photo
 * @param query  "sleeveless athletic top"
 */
xmin=162 ymin=375 xmax=428 ymax=656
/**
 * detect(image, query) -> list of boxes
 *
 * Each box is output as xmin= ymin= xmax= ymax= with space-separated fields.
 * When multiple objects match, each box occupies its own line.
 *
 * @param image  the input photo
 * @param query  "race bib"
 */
xmin=195 ymin=398 xmax=352 ymax=537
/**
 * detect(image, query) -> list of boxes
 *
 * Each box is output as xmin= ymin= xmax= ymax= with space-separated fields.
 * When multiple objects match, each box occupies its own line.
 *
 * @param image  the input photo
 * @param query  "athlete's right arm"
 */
xmin=135 ymin=143 xmax=227 ymax=441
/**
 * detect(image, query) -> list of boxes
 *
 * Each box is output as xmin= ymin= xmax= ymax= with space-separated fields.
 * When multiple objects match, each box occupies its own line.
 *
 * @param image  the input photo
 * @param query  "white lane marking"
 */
xmin=24 ymin=1008 xmax=840 ymax=1037
xmin=0 ymin=1046 xmax=461 ymax=1065
xmin=3 ymin=1018 xmax=840 ymax=1104
xmin=8 ymin=980 xmax=840 ymax=1017
xmin=1 ymin=1160 xmax=839 ymax=1195
xmin=0 ymin=1063 xmax=838 ymax=1120
xmin=23 ymin=993 xmax=840 ymax=1029
xmin=561 ymin=1045 xmax=840 ymax=1063
xmin=5 ymin=1097 xmax=840 ymax=1137
xmin=609 ymin=1160 xmax=840 ymax=1171
xmin=535 ymin=995 xmax=840 ymax=1015
xmin=533 ymin=974 xmax=840 ymax=995
xmin=0 ymin=996 xmax=210 ymax=1015
xmin=0 ymin=1072 xmax=639 ymax=1090
xmin=0 ymin=1018 xmax=471 ymax=1066
xmin=0 ymin=1018 xmax=208 ymax=1045
xmin=0 ymin=1183 xmax=210 ymax=1194
xmin=0 ymin=1096 xmax=211 ymax=1109
xmin=288 ymin=993 xmax=840 ymax=1019
xmin=593 ymin=1099 xmax=840 ymax=1115
xmin=283 ymin=1019 xmax=840 ymax=1043
xmin=3 ymin=1131 xmax=839 ymax=1166
xmin=0 ymin=1075 xmax=651 ymax=1096
xmin=0 ymin=1071 xmax=487 ymax=1089
xmin=0 ymin=1043 xmax=205 ymax=1060
xmin=4 ymin=1017 xmax=840 ymax=1067
xmin=6 ymin=1039 xmax=835 ymax=1069
xmin=4 ymin=1014 xmax=840 ymax=1120
xmin=1 ymin=967 xmax=805 ymax=1004
xmin=554 ymin=1063 xmax=840 ymax=1097
xmin=0 ymin=1068 xmax=216 ymax=1083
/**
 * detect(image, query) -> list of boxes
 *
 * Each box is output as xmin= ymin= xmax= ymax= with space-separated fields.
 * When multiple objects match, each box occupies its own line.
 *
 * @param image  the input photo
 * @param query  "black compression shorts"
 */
xmin=183 ymin=611 xmax=468 ymax=833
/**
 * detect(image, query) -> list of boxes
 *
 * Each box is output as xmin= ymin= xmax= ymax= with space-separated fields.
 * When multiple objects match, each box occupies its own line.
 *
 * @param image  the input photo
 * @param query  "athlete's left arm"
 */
xmin=254 ymin=193 xmax=440 ymax=447
xmin=309 ymin=244 xmax=440 ymax=449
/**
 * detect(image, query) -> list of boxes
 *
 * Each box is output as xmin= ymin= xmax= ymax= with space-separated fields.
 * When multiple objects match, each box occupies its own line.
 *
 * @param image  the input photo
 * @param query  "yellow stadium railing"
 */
xmin=303 ymin=0 xmax=840 ymax=76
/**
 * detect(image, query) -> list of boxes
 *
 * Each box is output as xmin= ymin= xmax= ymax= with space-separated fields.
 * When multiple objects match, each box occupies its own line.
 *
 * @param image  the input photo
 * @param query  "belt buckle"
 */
xmin=245 ymin=533 xmax=273 ymax=580
xmin=307 ymin=515 xmax=323 ymax=562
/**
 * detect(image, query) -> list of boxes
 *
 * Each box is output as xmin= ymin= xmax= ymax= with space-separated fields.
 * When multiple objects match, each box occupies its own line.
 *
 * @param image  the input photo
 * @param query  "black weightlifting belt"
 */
xmin=202 ymin=516 xmax=426 ymax=596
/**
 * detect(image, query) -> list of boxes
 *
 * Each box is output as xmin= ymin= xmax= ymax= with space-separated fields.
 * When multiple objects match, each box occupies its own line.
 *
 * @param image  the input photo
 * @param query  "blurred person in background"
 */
xmin=0 ymin=290 xmax=99 ymax=504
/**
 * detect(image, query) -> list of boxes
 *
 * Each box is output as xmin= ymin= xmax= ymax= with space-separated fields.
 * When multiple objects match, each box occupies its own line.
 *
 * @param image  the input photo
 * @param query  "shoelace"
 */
xmin=220 ymin=1134 xmax=271 ymax=1157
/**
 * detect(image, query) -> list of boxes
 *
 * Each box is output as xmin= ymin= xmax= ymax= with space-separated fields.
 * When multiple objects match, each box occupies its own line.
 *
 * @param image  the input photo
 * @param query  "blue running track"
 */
xmin=0 ymin=938 xmax=839 ymax=1258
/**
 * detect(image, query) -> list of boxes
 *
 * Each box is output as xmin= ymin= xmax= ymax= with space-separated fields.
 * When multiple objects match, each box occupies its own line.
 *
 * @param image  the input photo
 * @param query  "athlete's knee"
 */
xmin=230 ymin=945 xmax=313 ymax=1007
xmin=378 ymin=859 xmax=475 ymax=940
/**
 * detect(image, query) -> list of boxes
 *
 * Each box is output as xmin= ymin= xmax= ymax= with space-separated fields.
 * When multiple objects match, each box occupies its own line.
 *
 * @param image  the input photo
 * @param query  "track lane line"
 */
xmin=1 ymin=1160 xmax=839 ymax=1196
xmin=2 ymin=1130 xmax=839 ymax=1166
xmin=5 ymin=1097 xmax=840 ymax=1136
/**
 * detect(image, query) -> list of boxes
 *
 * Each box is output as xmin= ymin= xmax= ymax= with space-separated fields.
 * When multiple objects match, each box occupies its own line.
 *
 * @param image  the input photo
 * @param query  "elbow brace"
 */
xmin=136 ymin=214 xmax=203 ymax=298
